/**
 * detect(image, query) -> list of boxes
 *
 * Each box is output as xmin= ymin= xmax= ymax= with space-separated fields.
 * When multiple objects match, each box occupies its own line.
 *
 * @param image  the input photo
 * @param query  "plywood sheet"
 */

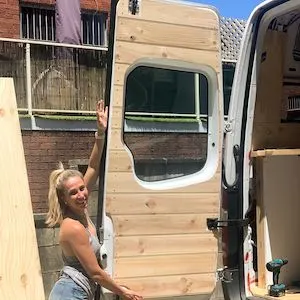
xmin=0 ymin=78 xmax=45 ymax=299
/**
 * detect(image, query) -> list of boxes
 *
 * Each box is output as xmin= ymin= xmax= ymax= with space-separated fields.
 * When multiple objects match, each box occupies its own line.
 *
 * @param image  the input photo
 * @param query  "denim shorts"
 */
xmin=48 ymin=275 xmax=89 ymax=300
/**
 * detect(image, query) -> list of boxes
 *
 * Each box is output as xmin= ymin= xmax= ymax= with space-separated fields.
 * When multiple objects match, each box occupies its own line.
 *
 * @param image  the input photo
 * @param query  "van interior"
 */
xmin=248 ymin=4 xmax=300 ymax=300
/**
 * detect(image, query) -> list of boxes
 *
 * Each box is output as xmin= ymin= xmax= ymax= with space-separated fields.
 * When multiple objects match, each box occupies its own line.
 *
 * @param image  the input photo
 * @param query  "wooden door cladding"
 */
xmin=105 ymin=0 xmax=222 ymax=298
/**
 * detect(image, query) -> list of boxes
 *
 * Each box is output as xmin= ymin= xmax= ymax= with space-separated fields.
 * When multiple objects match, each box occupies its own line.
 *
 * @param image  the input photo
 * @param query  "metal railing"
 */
xmin=0 ymin=38 xmax=108 ymax=115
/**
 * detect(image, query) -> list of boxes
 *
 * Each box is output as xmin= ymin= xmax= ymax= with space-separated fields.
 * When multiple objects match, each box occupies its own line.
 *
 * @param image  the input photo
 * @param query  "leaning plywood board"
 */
xmin=0 ymin=78 xmax=45 ymax=299
xmin=104 ymin=0 xmax=222 ymax=299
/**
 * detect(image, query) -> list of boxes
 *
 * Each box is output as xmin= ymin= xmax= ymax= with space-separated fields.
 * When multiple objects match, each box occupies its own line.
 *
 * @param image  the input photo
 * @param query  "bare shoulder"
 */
xmin=60 ymin=218 xmax=87 ymax=242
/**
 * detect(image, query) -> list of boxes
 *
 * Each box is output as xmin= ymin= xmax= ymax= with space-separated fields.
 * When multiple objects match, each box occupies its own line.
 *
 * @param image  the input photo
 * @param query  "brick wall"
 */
xmin=21 ymin=0 xmax=110 ymax=14
xmin=22 ymin=131 xmax=95 ymax=213
xmin=0 ymin=0 xmax=110 ymax=39
xmin=0 ymin=0 xmax=20 ymax=38
xmin=124 ymin=132 xmax=207 ymax=160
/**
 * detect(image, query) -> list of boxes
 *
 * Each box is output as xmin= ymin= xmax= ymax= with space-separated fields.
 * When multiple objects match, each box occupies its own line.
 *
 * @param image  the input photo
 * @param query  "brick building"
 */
xmin=0 ymin=0 xmax=110 ymax=39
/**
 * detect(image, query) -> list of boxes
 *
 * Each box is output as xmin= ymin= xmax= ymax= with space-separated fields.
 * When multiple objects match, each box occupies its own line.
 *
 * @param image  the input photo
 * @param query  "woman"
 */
xmin=46 ymin=100 xmax=143 ymax=300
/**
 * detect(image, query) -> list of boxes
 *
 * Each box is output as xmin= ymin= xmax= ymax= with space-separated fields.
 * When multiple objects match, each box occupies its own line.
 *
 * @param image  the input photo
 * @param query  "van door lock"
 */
xmin=207 ymin=218 xmax=249 ymax=231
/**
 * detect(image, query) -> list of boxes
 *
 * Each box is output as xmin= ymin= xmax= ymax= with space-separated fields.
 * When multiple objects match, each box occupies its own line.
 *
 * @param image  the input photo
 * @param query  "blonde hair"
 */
xmin=46 ymin=163 xmax=83 ymax=227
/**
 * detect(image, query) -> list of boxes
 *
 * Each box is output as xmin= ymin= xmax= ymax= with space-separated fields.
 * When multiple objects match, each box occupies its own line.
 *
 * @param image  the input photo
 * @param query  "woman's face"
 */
xmin=63 ymin=176 xmax=88 ymax=215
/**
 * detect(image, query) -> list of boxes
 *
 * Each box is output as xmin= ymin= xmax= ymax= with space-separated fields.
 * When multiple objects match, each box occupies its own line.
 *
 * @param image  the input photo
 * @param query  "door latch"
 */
xmin=216 ymin=267 xmax=233 ymax=283
xmin=207 ymin=218 xmax=249 ymax=231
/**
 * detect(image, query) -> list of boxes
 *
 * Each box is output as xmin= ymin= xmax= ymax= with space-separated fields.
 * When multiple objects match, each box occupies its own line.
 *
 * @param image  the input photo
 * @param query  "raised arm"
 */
xmin=84 ymin=100 xmax=108 ymax=192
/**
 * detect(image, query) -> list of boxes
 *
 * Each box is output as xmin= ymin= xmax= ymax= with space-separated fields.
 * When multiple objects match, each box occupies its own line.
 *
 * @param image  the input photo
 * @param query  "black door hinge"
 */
xmin=207 ymin=218 xmax=249 ymax=231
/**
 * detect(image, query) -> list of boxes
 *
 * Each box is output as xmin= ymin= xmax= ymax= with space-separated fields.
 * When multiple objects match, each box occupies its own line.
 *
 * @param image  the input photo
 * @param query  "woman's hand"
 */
xmin=120 ymin=286 xmax=143 ymax=300
xmin=96 ymin=100 xmax=108 ymax=133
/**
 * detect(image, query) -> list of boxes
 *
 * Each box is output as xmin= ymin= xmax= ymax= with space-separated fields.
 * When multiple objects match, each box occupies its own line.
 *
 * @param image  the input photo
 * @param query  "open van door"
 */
xmin=100 ymin=0 xmax=224 ymax=298
xmin=222 ymin=1 xmax=297 ymax=300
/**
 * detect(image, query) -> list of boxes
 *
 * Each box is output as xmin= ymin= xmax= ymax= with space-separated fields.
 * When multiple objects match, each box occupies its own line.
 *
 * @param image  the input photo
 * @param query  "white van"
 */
xmin=99 ymin=0 xmax=300 ymax=300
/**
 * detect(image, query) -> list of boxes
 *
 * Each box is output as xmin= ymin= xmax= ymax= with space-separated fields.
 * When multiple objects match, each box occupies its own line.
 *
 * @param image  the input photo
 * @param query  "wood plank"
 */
xmin=255 ymin=158 xmax=266 ymax=289
xmin=114 ymin=253 xmax=217 ymax=278
xmin=117 ymin=17 xmax=218 ymax=51
xmin=110 ymin=106 xmax=123 ymax=129
xmin=106 ymin=193 xmax=219 ymax=214
xmin=115 ymin=234 xmax=217 ymax=257
xmin=112 ymin=214 xmax=218 ymax=236
xmin=113 ymin=63 xmax=129 ymax=87
xmin=253 ymin=123 xmax=300 ymax=150
xmin=153 ymin=295 xmax=210 ymax=300
xmin=107 ymin=151 xmax=133 ymax=172
xmin=0 ymin=78 xmax=45 ymax=299
xmin=106 ymin=171 xmax=220 ymax=193
xmin=115 ymin=41 xmax=219 ymax=70
xmin=251 ymin=148 xmax=300 ymax=157
xmin=117 ymin=0 xmax=219 ymax=29
xmin=117 ymin=273 xmax=215 ymax=298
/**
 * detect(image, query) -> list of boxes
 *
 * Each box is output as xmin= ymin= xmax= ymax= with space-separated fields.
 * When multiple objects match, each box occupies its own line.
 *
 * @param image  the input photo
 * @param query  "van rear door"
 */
xmin=102 ymin=0 xmax=224 ymax=299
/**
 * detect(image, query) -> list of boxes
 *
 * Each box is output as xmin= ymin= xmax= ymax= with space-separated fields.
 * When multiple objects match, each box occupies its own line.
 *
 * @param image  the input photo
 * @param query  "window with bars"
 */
xmin=20 ymin=5 xmax=108 ymax=46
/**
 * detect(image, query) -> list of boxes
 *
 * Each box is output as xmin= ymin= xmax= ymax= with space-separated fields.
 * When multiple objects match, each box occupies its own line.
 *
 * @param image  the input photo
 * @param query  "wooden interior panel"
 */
xmin=117 ymin=274 xmax=216 ymax=298
xmin=117 ymin=0 xmax=219 ymax=28
xmin=253 ymin=29 xmax=300 ymax=149
xmin=114 ymin=63 xmax=129 ymax=86
xmin=107 ymin=151 xmax=133 ymax=172
xmin=112 ymin=214 xmax=218 ymax=236
xmin=110 ymin=106 xmax=123 ymax=129
xmin=115 ymin=41 xmax=219 ymax=69
xmin=115 ymin=234 xmax=217 ymax=257
xmin=105 ymin=0 xmax=222 ymax=298
xmin=117 ymin=18 xmax=219 ymax=51
xmin=114 ymin=253 xmax=217 ymax=278
xmin=106 ymin=193 xmax=219 ymax=214
xmin=112 ymin=86 xmax=124 ymax=107
xmin=255 ymin=156 xmax=300 ymax=289
xmin=0 ymin=78 xmax=45 ymax=299
xmin=106 ymin=172 xmax=221 ymax=193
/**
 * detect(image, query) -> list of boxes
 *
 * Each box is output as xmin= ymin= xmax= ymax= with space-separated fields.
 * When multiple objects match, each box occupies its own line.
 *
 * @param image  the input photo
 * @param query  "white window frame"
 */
xmin=122 ymin=58 xmax=220 ymax=190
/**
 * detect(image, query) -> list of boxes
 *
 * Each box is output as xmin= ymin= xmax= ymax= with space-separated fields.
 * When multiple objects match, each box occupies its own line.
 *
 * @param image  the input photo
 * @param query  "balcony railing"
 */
xmin=0 ymin=38 xmax=108 ymax=115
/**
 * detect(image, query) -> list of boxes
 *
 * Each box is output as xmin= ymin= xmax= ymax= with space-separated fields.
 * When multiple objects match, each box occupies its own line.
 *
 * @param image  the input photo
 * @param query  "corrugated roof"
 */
xmin=220 ymin=17 xmax=246 ymax=62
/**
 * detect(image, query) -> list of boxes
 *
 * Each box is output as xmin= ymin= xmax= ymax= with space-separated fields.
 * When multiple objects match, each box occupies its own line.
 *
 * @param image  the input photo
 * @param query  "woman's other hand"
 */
xmin=120 ymin=286 xmax=143 ymax=300
xmin=96 ymin=100 xmax=108 ymax=133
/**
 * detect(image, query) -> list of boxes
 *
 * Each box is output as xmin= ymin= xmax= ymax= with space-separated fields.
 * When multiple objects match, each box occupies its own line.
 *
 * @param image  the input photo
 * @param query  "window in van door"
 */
xmin=123 ymin=65 xmax=209 ymax=182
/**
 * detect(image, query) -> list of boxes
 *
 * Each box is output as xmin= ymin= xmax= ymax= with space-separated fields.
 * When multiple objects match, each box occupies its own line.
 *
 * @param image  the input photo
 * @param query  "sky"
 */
xmin=189 ymin=0 xmax=265 ymax=20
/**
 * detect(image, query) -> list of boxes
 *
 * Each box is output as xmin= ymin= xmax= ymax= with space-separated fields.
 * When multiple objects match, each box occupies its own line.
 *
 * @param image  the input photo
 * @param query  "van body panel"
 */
xmin=222 ymin=1 xmax=300 ymax=300
xmin=102 ymin=0 xmax=224 ymax=298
